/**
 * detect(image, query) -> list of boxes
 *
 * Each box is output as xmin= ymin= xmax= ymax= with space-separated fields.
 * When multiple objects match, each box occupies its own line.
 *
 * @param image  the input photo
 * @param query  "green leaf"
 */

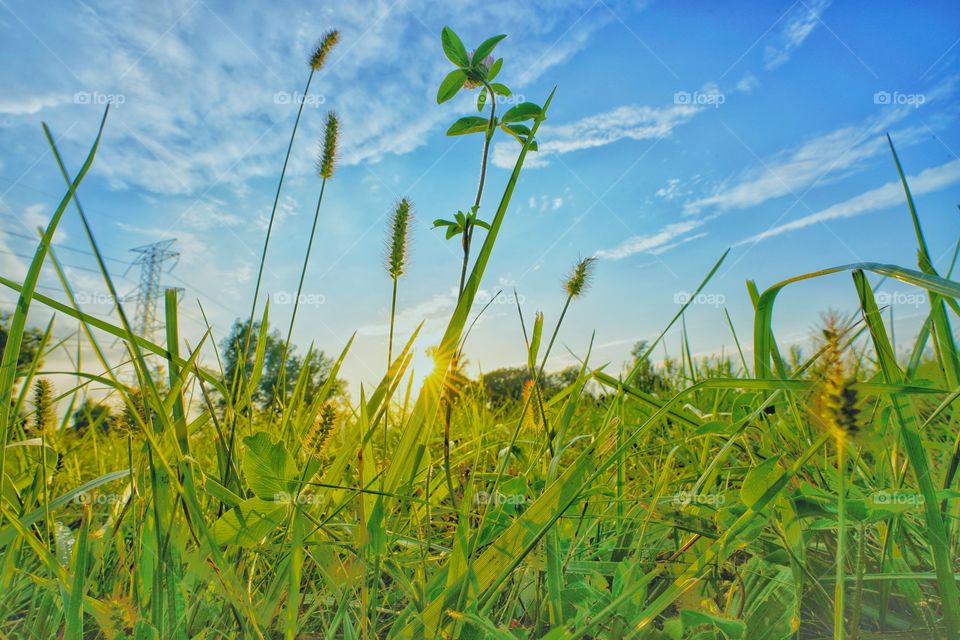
xmin=681 ymin=609 xmax=745 ymax=639
xmin=447 ymin=116 xmax=489 ymax=137
xmin=432 ymin=218 xmax=455 ymax=228
xmin=437 ymin=69 xmax=467 ymax=103
xmin=488 ymin=58 xmax=503 ymax=81
xmin=445 ymin=226 xmax=460 ymax=240
xmin=441 ymin=26 xmax=469 ymax=67
xmin=477 ymin=90 xmax=487 ymax=112
xmin=472 ymin=34 xmax=506 ymax=63
xmin=741 ymin=456 xmax=782 ymax=509
xmin=473 ymin=219 xmax=491 ymax=230
xmin=491 ymin=83 xmax=511 ymax=96
xmin=502 ymin=102 xmax=542 ymax=123
xmin=241 ymin=431 xmax=298 ymax=500
xmin=210 ymin=497 xmax=288 ymax=547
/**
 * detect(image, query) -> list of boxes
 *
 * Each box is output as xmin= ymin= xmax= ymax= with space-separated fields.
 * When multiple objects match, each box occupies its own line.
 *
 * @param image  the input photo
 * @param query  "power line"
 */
xmin=0 ymin=247 xmax=135 ymax=278
xmin=1 ymin=230 xmax=127 ymax=264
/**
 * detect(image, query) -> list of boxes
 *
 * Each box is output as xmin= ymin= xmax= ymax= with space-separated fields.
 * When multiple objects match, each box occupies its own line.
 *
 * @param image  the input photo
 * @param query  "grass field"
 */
xmin=2 ymin=26 xmax=960 ymax=640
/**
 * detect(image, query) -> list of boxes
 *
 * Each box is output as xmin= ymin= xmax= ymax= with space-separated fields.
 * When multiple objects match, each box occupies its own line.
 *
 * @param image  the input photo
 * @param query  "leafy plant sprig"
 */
xmin=432 ymin=26 xmax=545 ymax=299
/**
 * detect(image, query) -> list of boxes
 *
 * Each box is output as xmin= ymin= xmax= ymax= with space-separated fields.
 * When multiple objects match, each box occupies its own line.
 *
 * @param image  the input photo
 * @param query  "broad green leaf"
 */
xmin=447 ymin=116 xmax=489 ymax=137
xmin=502 ymin=102 xmax=542 ymax=123
xmin=681 ymin=609 xmax=745 ymax=639
xmin=490 ymin=83 xmax=511 ymax=96
xmin=740 ymin=456 xmax=782 ymax=509
xmin=441 ymin=27 xmax=469 ymax=66
xmin=488 ymin=58 xmax=503 ymax=81
xmin=472 ymin=35 xmax=506 ymax=63
xmin=242 ymin=432 xmax=298 ymax=500
xmin=437 ymin=69 xmax=467 ymax=103
xmin=210 ymin=497 xmax=287 ymax=547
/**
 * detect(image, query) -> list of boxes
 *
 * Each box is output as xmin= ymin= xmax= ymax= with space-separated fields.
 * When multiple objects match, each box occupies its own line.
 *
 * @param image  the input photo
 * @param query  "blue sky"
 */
xmin=1 ymin=0 xmax=958 ymax=393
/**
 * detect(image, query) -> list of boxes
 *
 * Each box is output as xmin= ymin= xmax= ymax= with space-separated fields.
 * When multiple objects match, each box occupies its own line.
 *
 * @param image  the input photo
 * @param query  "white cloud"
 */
xmin=735 ymin=73 xmax=759 ymax=93
xmin=595 ymin=219 xmax=706 ymax=260
xmin=492 ymin=103 xmax=701 ymax=169
xmin=0 ymin=95 xmax=67 ymax=115
xmin=764 ymin=0 xmax=832 ymax=70
xmin=655 ymin=178 xmax=684 ymax=200
xmin=683 ymin=108 xmax=923 ymax=216
xmin=737 ymin=159 xmax=960 ymax=245
xmin=2 ymin=0 xmax=644 ymax=196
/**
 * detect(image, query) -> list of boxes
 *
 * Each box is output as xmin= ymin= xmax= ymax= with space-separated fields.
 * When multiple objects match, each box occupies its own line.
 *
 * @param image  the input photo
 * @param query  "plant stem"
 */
xmin=445 ymin=83 xmax=499 ymax=514
xmin=456 ymin=82 xmax=497 ymax=301
xmin=835 ymin=439 xmax=847 ymax=640
xmin=245 ymin=69 xmax=315 ymax=346
xmin=276 ymin=177 xmax=328 ymax=406
xmin=386 ymin=278 xmax=398 ymax=461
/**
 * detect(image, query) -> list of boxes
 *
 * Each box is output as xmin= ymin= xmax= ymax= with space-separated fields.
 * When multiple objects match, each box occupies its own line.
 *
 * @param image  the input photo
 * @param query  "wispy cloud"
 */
xmin=737 ymin=159 xmax=960 ymax=245
xmin=764 ymin=0 xmax=832 ymax=70
xmin=0 ymin=94 xmax=67 ymax=115
xmin=683 ymin=107 xmax=922 ymax=216
xmin=594 ymin=219 xmax=706 ymax=260
xmin=492 ymin=103 xmax=701 ymax=169
xmin=1 ymin=0 xmax=643 ymax=197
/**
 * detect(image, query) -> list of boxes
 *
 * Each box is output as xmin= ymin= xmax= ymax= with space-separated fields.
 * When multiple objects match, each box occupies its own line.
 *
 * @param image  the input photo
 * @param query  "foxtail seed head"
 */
xmin=318 ymin=112 xmax=339 ymax=179
xmin=564 ymin=256 xmax=597 ymax=299
xmin=303 ymin=403 xmax=337 ymax=458
xmin=386 ymin=198 xmax=413 ymax=280
xmin=815 ymin=324 xmax=860 ymax=444
xmin=310 ymin=30 xmax=340 ymax=71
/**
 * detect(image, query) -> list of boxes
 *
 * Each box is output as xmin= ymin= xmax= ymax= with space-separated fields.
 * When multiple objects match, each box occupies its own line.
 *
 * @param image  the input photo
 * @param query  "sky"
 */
xmin=0 ymin=0 xmax=958 ymax=398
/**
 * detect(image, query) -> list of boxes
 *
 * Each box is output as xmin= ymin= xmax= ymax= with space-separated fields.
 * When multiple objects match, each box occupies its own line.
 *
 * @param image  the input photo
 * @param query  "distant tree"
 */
xmin=481 ymin=365 xmax=581 ymax=406
xmin=71 ymin=398 xmax=114 ymax=434
xmin=482 ymin=367 xmax=530 ymax=406
xmin=549 ymin=366 xmax=580 ymax=391
xmin=117 ymin=388 xmax=147 ymax=432
xmin=787 ymin=344 xmax=804 ymax=375
xmin=220 ymin=319 xmax=340 ymax=411
xmin=0 ymin=311 xmax=45 ymax=381
xmin=629 ymin=341 xmax=668 ymax=394
xmin=31 ymin=378 xmax=55 ymax=435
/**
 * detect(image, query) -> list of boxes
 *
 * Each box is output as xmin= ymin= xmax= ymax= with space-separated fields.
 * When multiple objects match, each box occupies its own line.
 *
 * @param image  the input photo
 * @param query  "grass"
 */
xmin=2 ymin=25 xmax=960 ymax=640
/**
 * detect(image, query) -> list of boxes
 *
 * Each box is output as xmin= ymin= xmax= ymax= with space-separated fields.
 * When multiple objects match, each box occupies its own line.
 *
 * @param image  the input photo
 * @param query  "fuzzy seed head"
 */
xmin=812 ymin=321 xmax=860 ymax=444
xmin=31 ymin=378 xmax=55 ymax=435
xmin=564 ymin=256 xmax=597 ymax=298
xmin=386 ymin=198 xmax=413 ymax=279
xmin=304 ymin=403 xmax=338 ymax=459
xmin=310 ymin=30 xmax=340 ymax=71
xmin=318 ymin=112 xmax=339 ymax=179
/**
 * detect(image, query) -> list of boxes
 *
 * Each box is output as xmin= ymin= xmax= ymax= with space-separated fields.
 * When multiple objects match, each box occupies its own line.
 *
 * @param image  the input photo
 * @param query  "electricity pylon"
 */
xmin=126 ymin=239 xmax=182 ymax=343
